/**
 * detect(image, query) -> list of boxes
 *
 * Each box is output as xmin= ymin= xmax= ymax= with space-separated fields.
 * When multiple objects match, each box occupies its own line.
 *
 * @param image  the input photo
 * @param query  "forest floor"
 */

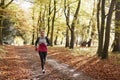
xmin=0 ymin=45 xmax=120 ymax=80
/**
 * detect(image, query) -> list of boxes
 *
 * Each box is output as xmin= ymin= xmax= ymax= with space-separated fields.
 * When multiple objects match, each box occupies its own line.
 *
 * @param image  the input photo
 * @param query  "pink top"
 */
xmin=38 ymin=43 xmax=47 ymax=52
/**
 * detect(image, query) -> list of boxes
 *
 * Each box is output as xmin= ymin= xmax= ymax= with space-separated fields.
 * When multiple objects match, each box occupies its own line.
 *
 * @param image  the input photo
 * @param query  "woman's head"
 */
xmin=40 ymin=31 xmax=45 ymax=37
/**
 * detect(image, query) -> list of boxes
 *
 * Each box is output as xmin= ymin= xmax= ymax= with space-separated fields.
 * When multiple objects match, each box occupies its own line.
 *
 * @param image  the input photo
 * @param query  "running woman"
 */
xmin=35 ymin=31 xmax=50 ymax=73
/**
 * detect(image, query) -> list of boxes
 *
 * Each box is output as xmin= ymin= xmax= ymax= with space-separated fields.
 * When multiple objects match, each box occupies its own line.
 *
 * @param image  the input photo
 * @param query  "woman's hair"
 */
xmin=40 ymin=30 xmax=45 ymax=33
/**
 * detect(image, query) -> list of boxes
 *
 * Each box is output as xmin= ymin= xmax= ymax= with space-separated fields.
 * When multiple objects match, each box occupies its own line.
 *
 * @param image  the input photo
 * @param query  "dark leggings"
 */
xmin=39 ymin=52 xmax=47 ymax=70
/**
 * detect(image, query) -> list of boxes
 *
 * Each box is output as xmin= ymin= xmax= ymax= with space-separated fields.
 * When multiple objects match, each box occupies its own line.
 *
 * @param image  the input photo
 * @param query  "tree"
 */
xmin=54 ymin=29 xmax=58 ymax=45
xmin=87 ymin=0 xmax=96 ymax=47
xmin=0 ymin=0 xmax=14 ymax=44
xmin=96 ymin=0 xmax=101 ymax=55
xmin=64 ymin=0 xmax=70 ymax=47
xmin=65 ymin=27 xmax=69 ymax=47
xmin=50 ymin=0 xmax=57 ymax=46
xmin=112 ymin=0 xmax=120 ymax=52
xmin=31 ymin=8 xmax=35 ymax=45
xmin=96 ymin=0 xmax=116 ymax=59
xmin=102 ymin=0 xmax=116 ymax=59
xmin=47 ymin=0 xmax=52 ymax=37
xmin=64 ymin=0 xmax=81 ymax=49
xmin=70 ymin=0 xmax=81 ymax=49
xmin=97 ymin=0 xmax=106 ymax=56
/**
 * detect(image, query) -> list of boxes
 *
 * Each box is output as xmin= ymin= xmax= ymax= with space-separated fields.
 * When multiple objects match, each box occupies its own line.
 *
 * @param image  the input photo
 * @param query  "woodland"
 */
xmin=0 ymin=0 xmax=120 ymax=80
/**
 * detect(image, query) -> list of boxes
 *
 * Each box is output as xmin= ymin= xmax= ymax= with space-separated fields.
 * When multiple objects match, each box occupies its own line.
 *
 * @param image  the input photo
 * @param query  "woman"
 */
xmin=35 ymin=31 xmax=50 ymax=73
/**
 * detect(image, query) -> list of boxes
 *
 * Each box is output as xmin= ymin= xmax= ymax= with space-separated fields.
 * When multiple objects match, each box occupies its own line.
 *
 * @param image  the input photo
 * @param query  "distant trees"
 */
xmin=33 ymin=0 xmax=98 ymax=48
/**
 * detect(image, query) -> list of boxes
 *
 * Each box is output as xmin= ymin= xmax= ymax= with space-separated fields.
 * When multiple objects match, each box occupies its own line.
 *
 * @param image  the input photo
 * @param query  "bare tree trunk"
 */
xmin=98 ymin=0 xmax=106 ymax=56
xmin=54 ymin=30 xmax=58 ymax=45
xmin=96 ymin=0 xmax=101 ymax=55
xmin=37 ymin=10 xmax=41 ymax=37
xmin=0 ymin=18 xmax=3 ymax=45
xmin=64 ymin=0 xmax=81 ymax=48
xmin=88 ymin=0 xmax=96 ymax=38
xmin=0 ymin=0 xmax=14 ymax=45
xmin=32 ymin=28 xmax=35 ymax=45
xmin=0 ymin=0 xmax=5 ymax=45
xmin=102 ymin=0 xmax=116 ymax=59
xmin=69 ymin=0 xmax=81 ymax=49
xmin=112 ymin=1 xmax=120 ymax=52
xmin=50 ymin=0 xmax=56 ymax=46
xmin=65 ymin=27 xmax=69 ymax=47
xmin=64 ymin=0 xmax=70 ymax=47
xmin=42 ymin=5 xmax=46 ymax=29
xmin=97 ymin=0 xmax=106 ymax=57
xmin=69 ymin=28 xmax=75 ymax=48
xmin=32 ymin=9 xmax=35 ymax=45
xmin=47 ymin=0 xmax=51 ymax=37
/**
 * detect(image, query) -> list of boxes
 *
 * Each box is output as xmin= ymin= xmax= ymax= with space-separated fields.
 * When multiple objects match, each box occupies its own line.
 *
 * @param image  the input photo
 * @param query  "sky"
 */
xmin=14 ymin=0 xmax=33 ymax=10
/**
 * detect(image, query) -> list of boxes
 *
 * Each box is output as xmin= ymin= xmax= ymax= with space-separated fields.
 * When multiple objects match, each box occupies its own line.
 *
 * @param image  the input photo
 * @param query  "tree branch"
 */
xmin=64 ymin=0 xmax=71 ymax=31
xmin=4 ymin=0 xmax=14 ymax=8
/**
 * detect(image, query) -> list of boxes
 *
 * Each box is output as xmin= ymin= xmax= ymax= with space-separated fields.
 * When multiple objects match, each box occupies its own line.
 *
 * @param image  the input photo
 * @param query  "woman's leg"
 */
xmin=43 ymin=52 xmax=47 ymax=63
xmin=39 ymin=52 xmax=44 ymax=70
xmin=39 ymin=52 xmax=47 ymax=70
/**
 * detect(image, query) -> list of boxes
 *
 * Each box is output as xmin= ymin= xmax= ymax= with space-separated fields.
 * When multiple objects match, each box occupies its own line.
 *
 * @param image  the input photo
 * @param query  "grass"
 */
xmin=0 ymin=45 xmax=8 ymax=58
xmin=109 ymin=52 xmax=120 ymax=65
xmin=69 ymin=47 xmax=97 ymax=56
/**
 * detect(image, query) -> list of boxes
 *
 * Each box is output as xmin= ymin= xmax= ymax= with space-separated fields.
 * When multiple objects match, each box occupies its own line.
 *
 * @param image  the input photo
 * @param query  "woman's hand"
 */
xmin=35 ymin=47 xmax=38 ymax=51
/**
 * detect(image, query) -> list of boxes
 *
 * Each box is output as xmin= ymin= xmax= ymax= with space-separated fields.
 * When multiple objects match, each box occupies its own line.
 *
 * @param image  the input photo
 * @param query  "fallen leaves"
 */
xmin=0 ymin=45 xmax=71 ymax=80
xmin=0 ymin=45 xmax=31 ymax=80
xmin=0 ymin=45 xmax=120 ymax=80
xmin=48 ymin=47 xmax=120 ymax=80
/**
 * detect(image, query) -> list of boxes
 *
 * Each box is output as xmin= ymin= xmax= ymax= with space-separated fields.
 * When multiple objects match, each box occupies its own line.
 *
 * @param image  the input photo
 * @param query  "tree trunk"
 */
xmin=47 ymin=0 xmax=51 ymax=37
xmin=0 ymin=19 xmax=3 ymax=45
xmin=102 ymin=0 xmax=116 ymax=59
xmin=112 ymin=1 xmax=120 ymax=52
xmin=96 ymin=0 xmax=101 ymax=56
xmin=64 ymin=0 xmax=70 ymax=47
xmin=100 ymin=0 xmax=106 ymax=54
xmin=54 ymin=36 xmax=58 ymax=45
xmin=88 ymin=0 xmax=96 ymax=39
xmin=50 ymin=0 xmax=56 ymax=46
xmin=65 ymin=27 xmax=69 ymax=47
xmin=97 ymin=0 xmax=106 ymax=56
xmin=54 ymin=30 xmax=58 ymax=45
xmin=32 ymin=9 xmax=35 ymax=45
xmin=0 ymin=13 xmax=3 ymax=45
xmin=64 ymin=0 xmax=81 ymax=49
xmin=0 ymin=0 xmax=14 ymax=45
xmin=69 ymin=28 xmax=75 ymax=48
xmin=69 ymin=0 xmax=81 ymax=49
xmin=37 ymin=10 xmax=41 ymax=38
xmin=0 ymin=0 xmax=5 ymax=44
xmin=64 ymin=0 xmax=71 ymax=31
xmin=32 ymin=28 xmax=35 ymax=45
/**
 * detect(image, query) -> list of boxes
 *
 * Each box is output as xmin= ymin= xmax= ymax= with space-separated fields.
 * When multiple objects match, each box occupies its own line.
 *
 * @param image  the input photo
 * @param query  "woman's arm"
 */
xmin=45 ymin=37 xmax=50 ymax=46
xmin=35 ymin=37 xmax=40 ymax=47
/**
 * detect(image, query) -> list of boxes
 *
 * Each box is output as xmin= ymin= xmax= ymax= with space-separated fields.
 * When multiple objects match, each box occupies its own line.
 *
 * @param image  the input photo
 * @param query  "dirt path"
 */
xmin=14 ymin=46 xmax=69 ymax=80
xmin=0 ymin=45 xmax=95 ymax=80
